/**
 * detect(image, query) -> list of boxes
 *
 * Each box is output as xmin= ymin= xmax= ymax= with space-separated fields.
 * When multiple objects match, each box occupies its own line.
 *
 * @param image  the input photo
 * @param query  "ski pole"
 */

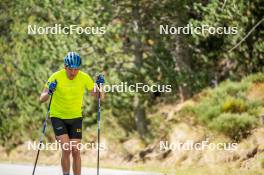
xmin=97 ymin=84 xmax=101 ymax=175
xmin=32 ymin=81 xmax=56 ymax=175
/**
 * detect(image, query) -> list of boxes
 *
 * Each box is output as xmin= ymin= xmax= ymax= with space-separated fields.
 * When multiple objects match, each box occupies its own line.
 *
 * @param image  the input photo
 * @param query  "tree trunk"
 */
xmin=132 ymin=2 xmax=148 ymax=138
xmin=133 ymin=94 xmax=147 ymax=138
xmin=171 ymin=22 xmax=192 ymax=102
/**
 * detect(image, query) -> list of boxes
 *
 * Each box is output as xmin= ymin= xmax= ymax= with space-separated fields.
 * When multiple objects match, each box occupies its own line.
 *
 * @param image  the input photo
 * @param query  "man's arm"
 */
xmin=39 ymin=88 xmax=49 ymax=103
xmin=40 ymin=80 xmax=57 ymax=103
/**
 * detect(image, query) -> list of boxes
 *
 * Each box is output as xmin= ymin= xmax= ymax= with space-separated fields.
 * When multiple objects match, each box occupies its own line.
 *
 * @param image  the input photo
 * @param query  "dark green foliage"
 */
xmin=221 ymin=97 xmax=247 ymax=113
xmin=193 ymin=76 xmax=264 ymax=140
xmin=189 ymin=0 xmax=264 ymax=81
xmin=209 ymin=113 xmax=256 ymax=141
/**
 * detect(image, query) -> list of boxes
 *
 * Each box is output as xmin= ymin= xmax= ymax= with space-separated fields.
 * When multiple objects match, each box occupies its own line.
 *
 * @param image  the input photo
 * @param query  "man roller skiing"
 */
xmin=39 ymin=52 xmax=104 ymax=175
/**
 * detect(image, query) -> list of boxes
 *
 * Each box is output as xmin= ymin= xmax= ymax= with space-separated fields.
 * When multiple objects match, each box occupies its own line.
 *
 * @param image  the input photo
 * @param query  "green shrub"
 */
xmin=196 ymin=103 xmax=221 ymax=123
xmin=247 ymin=100 xmax=264 ymax=117
xmin=191 ymin=76 xmax=264 ymax=140
xmin=221 ymin=97 xmax=247 ymax=113
xmin=209 ymin=113 xmax=256 ymax=141
xmin=216 ymin=80 xmax=250 ymax=97
xmin=243 ymin=73 xmax=264 ymax=83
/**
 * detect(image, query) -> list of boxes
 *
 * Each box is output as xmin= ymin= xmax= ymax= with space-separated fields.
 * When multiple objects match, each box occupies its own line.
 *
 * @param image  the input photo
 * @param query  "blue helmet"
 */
xmin=64 ymin=52 xmax=81 ymax=68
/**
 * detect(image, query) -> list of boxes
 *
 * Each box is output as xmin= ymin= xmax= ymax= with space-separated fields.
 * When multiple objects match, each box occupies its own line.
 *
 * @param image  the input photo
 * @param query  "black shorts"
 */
xmin=51 ymin=117 xmax=82 ymax=139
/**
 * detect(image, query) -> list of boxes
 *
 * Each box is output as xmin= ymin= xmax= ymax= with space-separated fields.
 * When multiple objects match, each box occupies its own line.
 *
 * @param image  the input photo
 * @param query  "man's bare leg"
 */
xmin=71 ymin=139 xmax=81 ymax=175
xmin=57 ymin=134 xmax=71 ymax=174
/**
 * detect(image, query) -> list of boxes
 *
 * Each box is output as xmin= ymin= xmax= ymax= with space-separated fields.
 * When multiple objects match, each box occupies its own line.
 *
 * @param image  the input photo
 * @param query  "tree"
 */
xmin=188 ymin=0 xmax=264 ymax=83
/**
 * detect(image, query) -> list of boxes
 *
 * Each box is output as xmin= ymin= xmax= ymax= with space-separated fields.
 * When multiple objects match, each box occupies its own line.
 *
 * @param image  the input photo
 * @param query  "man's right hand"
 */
xmin=48 ymin=80 xmax=57 ymax=95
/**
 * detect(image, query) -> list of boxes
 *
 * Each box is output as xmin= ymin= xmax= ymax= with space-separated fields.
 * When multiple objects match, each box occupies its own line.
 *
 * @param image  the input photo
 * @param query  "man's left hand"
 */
xmin=96 ymin=75 xmax=105 ymax=86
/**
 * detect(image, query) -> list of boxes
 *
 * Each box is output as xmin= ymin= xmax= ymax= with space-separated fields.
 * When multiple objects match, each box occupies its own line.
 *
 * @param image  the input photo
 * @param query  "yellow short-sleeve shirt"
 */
xmin=45 ymin=69 xmax=94 ymax=119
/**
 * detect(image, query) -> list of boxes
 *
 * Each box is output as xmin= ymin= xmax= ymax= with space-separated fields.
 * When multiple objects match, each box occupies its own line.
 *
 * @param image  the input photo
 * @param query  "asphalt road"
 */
xmin=0 ymin=163 xmax=162 ymax=175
